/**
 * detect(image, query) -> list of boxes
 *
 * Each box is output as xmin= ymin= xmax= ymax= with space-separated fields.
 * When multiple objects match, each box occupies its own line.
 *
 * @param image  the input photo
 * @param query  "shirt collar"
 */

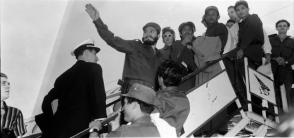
xmin=1 ymin=101 xmax=8 ymax=111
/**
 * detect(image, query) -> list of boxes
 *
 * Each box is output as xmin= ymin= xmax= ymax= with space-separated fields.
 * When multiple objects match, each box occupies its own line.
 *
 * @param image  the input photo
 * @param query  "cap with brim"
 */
xmin=205 ymin=6 xmax=219 ymax=16
xmin=121 ymin=83 xmax=158 ymax=106
xmin=178 ymin=22 xmax=196 ymax=33
xmin=71 ymin=39 xmax=100 ymax=56
xmin=143 ymin=22 xmax=161 ymax=34
xmin=162 ymin=27 xmax=175 ymax=35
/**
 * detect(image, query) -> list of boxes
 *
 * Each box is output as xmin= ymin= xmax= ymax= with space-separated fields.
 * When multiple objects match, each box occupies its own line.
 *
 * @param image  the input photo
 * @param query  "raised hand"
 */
xmin=85 ymin=3 xmax=100 ymax=21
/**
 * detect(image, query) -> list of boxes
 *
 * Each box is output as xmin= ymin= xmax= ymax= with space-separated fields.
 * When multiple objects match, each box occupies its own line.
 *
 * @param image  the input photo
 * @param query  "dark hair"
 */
xmin=228 ymin=5 xmax=235 ymax=10
xmin=1 ymin=72 xmax=8 ymax=78
xmin=227 ymin=19 xmax=236 ymax=24
xmin=74 ymin=46 xmax=95 ymax=59
xmin=162 ymin=27 xmax=175 ymax=35
xmin=124 ymin=97 xmax=154 ymax=114
xmin=178 ymin=22 xmax=196 ymax=35
xmin=235 ymin=0 xmax=249 ymax=9
xmin=157 ymin=60 xmax=186 ymax=87
xmin=276 ymin=19 xmax=290 ymax=28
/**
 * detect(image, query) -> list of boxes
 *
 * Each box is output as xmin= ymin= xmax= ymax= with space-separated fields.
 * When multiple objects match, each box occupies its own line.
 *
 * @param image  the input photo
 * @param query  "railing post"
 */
xmin=280 ymin=84 xmax=289 ymax=113
xmin=244 ymin=57 xmax=252 ymax=111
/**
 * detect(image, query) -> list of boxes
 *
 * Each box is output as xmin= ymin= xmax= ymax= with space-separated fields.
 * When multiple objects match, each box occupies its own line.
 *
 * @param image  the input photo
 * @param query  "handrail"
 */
xmin=181 ymin=48 xmax=239 ymax=82
xmin=25 ymin=48 xmax=240 ymax=138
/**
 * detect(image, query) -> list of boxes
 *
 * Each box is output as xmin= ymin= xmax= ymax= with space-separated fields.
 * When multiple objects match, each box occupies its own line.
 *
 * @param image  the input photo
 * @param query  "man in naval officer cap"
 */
xmin=37 ymin=39 xmax=107 ymax=138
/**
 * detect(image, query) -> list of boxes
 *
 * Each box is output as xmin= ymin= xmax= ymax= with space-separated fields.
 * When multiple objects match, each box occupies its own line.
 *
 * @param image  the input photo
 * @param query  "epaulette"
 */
xmin=133 ymin=39 xmax=143 ymax=45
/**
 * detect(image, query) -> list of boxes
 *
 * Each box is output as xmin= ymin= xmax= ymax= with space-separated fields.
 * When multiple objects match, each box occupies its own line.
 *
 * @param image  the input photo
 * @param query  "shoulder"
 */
xmin=268 ymin=34 xmax=277 ymax=39
xmin=248 ymin=14 xmax=262 ymax=22
xmin=107 ymin=125 xmax=127 ymax=137
xmin=81 ymin=62 xmax=102 ymax=71
xmin=287 ymin=37 xmax=294 ymax=45
xmin=217 ymin=23 xmax=227 ymax=29
xmin=6 ymin=106 xmax=23 ymax=115
xmin=250 ymin=14 xmax=260 ymax=19
xmin=174 ymin=40 xmax=183 ymax=46
xmin=131 ymin=39 xmax=143 ymax=45
xmin=107 ymin=124 xmax=138 ymax=137
xmin=78 ymin=62 xmax=103 ymax=77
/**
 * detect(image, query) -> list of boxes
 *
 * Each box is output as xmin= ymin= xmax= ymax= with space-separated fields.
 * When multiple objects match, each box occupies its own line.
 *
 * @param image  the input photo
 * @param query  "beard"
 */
xmin=142 ymin=36 xmax=159 ymax=46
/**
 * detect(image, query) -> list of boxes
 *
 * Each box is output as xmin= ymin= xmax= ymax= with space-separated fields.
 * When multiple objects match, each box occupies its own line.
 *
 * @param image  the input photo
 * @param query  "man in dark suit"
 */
xmin=36 ymin=39 xmax=107 ymax=138
xmin=269 ymin=19 xmax=294 ymax=109
xmin=234 ymin=0 xmax=265 ymax=113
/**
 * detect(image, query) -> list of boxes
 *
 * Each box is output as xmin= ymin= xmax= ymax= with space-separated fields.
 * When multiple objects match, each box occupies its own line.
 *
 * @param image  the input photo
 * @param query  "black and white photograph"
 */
xmin=1 ymin=0 xmax=294 ymax=137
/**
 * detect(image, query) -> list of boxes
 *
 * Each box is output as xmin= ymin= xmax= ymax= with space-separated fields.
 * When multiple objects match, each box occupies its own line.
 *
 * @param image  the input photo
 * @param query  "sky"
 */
xmin=1 ymin=0 xmax=294 ymax=119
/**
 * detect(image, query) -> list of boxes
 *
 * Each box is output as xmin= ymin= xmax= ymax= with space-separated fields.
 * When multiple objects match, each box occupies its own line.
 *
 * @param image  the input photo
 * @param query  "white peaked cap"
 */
xmin=71 ymin=39 xmax=100 ymax=56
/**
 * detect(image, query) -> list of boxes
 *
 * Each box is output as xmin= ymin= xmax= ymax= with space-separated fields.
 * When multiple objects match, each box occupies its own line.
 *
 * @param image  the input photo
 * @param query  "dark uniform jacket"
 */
xmin=37 ymin=60 xmax=106 ymax=138
xmin=107 ymin=115 xmax=160 ymax=137
xmin=93 ymin=18 xmax=163 ymax=88
xmin=269 ymin=34 xmax=294 ymax=66
xmin=156 ymin=87 xmax=190 ymax=135
xmin=160 ymin=40 xmax=197 ymax=91
xmin=159 ymin=45 xmax=172 ymax=61
xmin=238 ymin=14 xmax=264 ymax=66
xmin=168 ymin=40 xmax=197 ymax=73
xmin=205 ymin=22 xmax=228 ymax=54
xmin=269 ymin=34 xmax=294 ymax=84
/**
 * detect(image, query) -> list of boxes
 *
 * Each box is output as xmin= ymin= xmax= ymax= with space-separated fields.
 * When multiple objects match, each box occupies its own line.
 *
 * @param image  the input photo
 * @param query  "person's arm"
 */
xmin=89 ymin=64 xmax=107 ymax=120
xmin=263 ymin=30 xmax=272 ymax=64
xmin=14 ymin=110 xmax=27 ymax=136
xmin=181 ymin=47 xmax=197 ymax=73
xmin=85 ymin=4 xmax=135 ymax=53
xmin=42 ymin=88 xmax=58 ymax=115
xmin=285 ymin=39 xmax=294 ymax=65
xmin=237 ymin=15 xmax=264 ymax=59
xmin=217 ymin=24 xmax=228 ymax=54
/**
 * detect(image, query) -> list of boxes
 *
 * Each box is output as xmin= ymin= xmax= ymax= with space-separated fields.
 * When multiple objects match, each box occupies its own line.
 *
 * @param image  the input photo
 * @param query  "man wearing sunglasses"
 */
xmin=159 ymin=27 xmax=176 ymax=61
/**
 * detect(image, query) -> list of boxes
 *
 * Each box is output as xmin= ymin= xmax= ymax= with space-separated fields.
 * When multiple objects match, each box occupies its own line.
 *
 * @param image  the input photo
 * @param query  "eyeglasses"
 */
xmin=1 ymin=81 xmax=10 ymax=86
xmin=163 ymin=34 xmax=173 ymax=38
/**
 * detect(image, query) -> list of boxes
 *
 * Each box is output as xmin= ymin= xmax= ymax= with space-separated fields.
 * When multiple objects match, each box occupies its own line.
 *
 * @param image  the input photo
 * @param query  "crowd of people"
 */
xmin=1 ymin=0 xmax=294 ymax=137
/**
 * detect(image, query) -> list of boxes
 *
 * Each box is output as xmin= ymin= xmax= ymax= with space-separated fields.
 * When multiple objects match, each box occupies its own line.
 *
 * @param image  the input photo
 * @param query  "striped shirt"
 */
xmin=1 ymin=102 xmax=26 ymax=136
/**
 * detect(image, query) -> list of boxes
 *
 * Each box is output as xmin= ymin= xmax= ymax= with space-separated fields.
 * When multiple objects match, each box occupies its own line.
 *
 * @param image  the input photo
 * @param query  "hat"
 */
xmin=71 ymin=39 xmax=100 ymax=56
xmin=162 ymin=27 xmax=175 ymax=35
xmin=143 ymin=22 xmax=161 ymax=34
xmin=234 ymin=0 xmax=249 ymax=9
xmin=205 ymin=6 xmax=220 ymax=16
xmin=178 ymin=21 xmax=196 ymax=34
xmin=121 ymin=83 xmax=157 ymax=106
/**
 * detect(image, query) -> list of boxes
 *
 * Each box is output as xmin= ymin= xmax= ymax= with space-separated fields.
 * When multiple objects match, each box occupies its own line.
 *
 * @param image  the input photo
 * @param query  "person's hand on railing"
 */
xmin=264 ymin=53 xmax=271 ymax=65
xmin=275 ymin=57 xmax=286 ymax=66
xmin=89 ymin=119 xmax=102 ymax=137
xmin=236 ymin=49 xmax=244 ymax=59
